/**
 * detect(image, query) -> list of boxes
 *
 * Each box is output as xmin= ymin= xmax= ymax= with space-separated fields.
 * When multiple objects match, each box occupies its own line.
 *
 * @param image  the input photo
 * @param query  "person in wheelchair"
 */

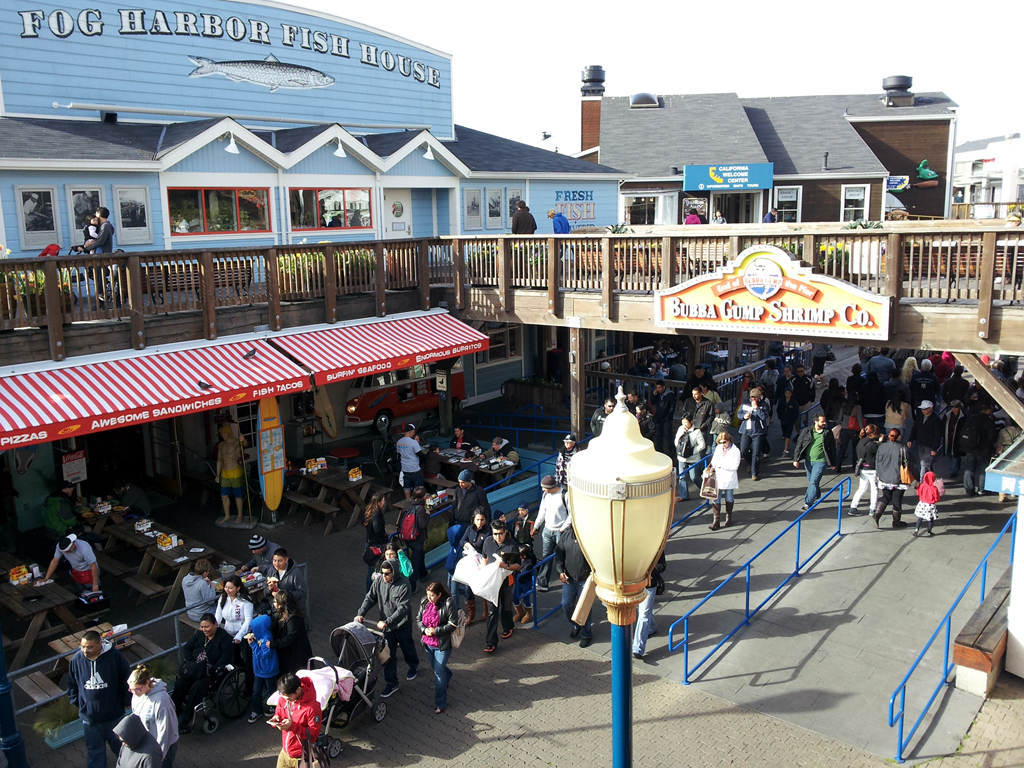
xmin=171 ymin=614 xmax=233 ymax=733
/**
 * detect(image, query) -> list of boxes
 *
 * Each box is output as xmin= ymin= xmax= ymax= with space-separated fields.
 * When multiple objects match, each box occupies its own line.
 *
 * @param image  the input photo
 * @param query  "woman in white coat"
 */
xmin=708 ymin=432 xmax=741 ymax=530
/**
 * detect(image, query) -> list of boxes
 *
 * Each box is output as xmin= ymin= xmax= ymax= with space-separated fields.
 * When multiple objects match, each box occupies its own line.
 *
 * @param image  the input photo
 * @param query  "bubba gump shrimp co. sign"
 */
xmin=654 ymin=244 xmax=891 ymax=341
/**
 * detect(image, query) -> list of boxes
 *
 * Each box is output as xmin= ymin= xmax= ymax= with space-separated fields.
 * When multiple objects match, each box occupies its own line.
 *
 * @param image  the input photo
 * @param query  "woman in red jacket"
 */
xmin=269 ymin=673 xmax=322 ymax=768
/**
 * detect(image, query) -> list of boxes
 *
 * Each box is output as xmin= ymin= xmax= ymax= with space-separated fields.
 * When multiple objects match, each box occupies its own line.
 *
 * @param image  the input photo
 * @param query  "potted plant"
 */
xmin=33 ymin=697 xmax=83 ymax=749
xmin=278 ymin=250 xmax=325 ymax=299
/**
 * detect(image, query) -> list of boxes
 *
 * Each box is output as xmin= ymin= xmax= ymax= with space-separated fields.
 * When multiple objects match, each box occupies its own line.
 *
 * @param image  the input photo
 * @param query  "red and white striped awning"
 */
xmin=270 ymin=313 xmax=489 ymax=386
xmin=0 ymin=341 xmax=310 ymax=448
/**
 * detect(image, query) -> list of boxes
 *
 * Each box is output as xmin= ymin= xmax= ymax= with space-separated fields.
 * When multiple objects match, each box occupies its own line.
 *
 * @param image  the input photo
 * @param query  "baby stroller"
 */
xmin=268 ymin=661 xmax=357 ymax=761
xmin=321 ymin=622 xmax=389 ymax=753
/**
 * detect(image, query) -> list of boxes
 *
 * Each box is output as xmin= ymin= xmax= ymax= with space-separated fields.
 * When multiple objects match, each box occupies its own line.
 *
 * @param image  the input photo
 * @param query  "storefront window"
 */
xmin=290 ymin=188 xmax=372 ymax=229
xmin=841 ymin=185 xmax=868 ymax=221
xmin=775 ymin=186 xmax=801 ymax=223
xmin=475 ymin=323 xmax=522 ymax=365
xmin=168 ymin=188 xmax=272 ymax=235
xmin=624 ymin=196 xmax=656 ymax=225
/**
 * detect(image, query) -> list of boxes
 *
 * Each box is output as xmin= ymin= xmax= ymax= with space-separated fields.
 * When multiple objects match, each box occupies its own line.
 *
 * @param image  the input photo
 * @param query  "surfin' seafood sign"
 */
xmin=654 ymin=244 xmax=892 ymax=341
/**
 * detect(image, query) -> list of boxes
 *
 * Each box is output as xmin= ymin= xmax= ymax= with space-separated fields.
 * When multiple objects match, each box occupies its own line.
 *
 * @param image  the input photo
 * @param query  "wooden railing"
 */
xmin=951 ymin=202 xmax=1024 ymax=220
xmin=2 ymin=224 xmax=1021 ymax=361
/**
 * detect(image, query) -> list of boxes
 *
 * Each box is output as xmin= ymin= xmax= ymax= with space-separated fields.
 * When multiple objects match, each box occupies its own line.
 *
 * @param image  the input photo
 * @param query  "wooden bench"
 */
xmin=141 ymin=261 xmax=254 ymax=305
xmin=954 ymin=568 xmax=1011 ymax=696
xmin=281 ymin=491 xmax=341 ymax=535
xmin=425 ymin=476 xmax=457 ymax=489
xmin=14 ymin=671 xmax=63 ymax=706
xmin=123 ymin=574 xmax=170 ymax=605
xmin=95 ymin=551 xmax=131 ymax=577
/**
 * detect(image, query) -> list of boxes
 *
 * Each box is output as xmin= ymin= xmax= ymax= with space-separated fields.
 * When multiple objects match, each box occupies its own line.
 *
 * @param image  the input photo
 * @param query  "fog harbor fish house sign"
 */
xmin=654 ymin=245 xmax=892 ymax=341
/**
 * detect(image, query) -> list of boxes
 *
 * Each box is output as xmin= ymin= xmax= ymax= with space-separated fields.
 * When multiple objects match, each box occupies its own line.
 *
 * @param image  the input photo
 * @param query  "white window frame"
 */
xmin=840 ymin=184 xmax=871 ymax=222
xmin=15 ymin=185 xmax=62 ymax=249
xmin=475 ymin=323 xmax=523 ymax=368
xmin=774 ymin=186 xmax=803 ymax=223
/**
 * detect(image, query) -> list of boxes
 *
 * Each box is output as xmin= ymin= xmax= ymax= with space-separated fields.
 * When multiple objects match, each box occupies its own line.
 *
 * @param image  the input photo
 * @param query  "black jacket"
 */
xmin=364 ymin=509 xmax=387 ymax=549
xmin=680 ymin=397 xmax=714 ymax=433
xmin=793 ymin=425 xmax=837 ymax=466
xmin=554 ymin=526 xmax=591 ymax=583
xmin=944 ymin=410 xmax=966 ymax=458
xmin=67 ymin=641 xmax=131 ymax=723
xmin=855 ymin=436 xmax=880 ymax=470
xmin=909 ymin=371 xmax=941 ymax=408
xmin=511 ymin=208 xmax=537 ymax=234
xmin=908 ymin=412 xmax=942 ymax=450
xmin=450 ymin=483 xmax=492 ymax=527
xmin=941 ymin=374 xmax=970 ymax=405
xmin=650 ymin=389 xmax=677 ymax=426
xmin=791 ymin=374 xmax=814 ymax=406
xmin=416 ymin=596 xmax=458 ymax=651
xmin=181 ymin=628 xmax=234 ymax=676
xmin=269 ymin=614 xmax=313 ymax=675
xmin=962 ymin=412 xmax=998 ymax=457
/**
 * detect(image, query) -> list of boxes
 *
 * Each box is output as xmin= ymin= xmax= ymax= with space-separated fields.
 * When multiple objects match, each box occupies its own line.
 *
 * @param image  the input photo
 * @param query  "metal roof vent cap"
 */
xmin=882 ymin=75 xmax=915 ymax=107
xmin=629 ymin=93 xmax=661 ymax=109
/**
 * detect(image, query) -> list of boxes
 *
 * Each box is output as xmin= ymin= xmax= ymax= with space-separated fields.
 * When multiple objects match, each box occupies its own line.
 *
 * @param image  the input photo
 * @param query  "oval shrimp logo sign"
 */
xmin=742 ymin=257 xmax=784 ymax=300
xmin=229 ymin=393 xmax=247 ymax=402
xmin=58 ymin=424 xmax=82 ymax=435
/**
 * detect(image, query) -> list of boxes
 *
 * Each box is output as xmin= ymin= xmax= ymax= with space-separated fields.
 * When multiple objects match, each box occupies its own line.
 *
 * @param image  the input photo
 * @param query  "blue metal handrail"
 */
xmin=888 ymin=512 xmax=1017 ymax=763
xmin=670 ymin=454 xmax=712 ymax=530
xmin=668 ymin=477 xmax=850 ymax=684
xmin=525 ymin=553 xmax=562 ymax=628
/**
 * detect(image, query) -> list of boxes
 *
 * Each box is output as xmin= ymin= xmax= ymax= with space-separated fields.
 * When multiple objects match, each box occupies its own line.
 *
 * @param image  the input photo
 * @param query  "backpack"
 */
xmin=399 ymin=508 xmax=419 ymax=541
xmin=959 ymin=417 xmax=982 ymax=452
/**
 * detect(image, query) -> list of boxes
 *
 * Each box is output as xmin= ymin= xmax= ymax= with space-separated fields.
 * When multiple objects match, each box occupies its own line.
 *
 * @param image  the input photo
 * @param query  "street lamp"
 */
xmin=567 ymin=386 xmax=674 ymax=768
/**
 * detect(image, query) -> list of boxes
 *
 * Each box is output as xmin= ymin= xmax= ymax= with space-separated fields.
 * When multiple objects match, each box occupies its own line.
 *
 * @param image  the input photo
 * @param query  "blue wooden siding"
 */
xmin=0 ymin=0 xmax=453 ymax=137
xmin=435 ymin=189 xmax=450 ymax=236
xmin=411 ymin=188 xmax=434 ymax=236
xmin=385 ymin=151 xmax=454 ymax=178
xmin=0 ymin=171 xmax=163 ymax=256
xmin=286 ymin=145 xmax=376 ymax=176
xmin=166 ymin=141 xmax=276 ymax=174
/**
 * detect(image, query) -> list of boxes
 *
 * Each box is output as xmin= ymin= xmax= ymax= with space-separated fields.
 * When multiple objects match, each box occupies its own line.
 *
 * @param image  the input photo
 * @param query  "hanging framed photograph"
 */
xmin=507 ymin=188 xmax=523 ymax=220
xmin=14 ymin=185 xmax=62 ymax=250
xmin=485 ymin=188 xmax=503 ymax=229
xmin=65 ymin=186 xmax=106 ymax=247
xmin=112 ymin=186 xmax=153 ymax=245
xmin=464 ymin=188 xmax=482 ymax=230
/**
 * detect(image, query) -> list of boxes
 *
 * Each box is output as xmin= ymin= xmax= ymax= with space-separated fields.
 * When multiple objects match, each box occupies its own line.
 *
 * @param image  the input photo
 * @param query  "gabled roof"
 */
xmin=447 ymin=125 xmax=622 ymax=174
xmin=0 ymin=117 xmax=162 ymax=161
xmin=830 ymin=91 xmax=957 ymax=118
xmin=273 ymin=125 xmax=332 ymax=154
xmin=742 ymin=97 xmax=888 ymax=177
xmin=362 ymin=130 xmax=423 ymax=158
xmin=956 ymin=133 xmax=1020 ymax=153
xmin=157 ymin=119 xmax=219 ymax=156
xmin=599 ymin=94 xmax=768 ymax=177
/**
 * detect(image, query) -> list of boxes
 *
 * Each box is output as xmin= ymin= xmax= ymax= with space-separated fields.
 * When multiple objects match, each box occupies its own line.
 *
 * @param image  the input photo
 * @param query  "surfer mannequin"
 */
xmin=215 ymin=425 xmax=247 ymax=524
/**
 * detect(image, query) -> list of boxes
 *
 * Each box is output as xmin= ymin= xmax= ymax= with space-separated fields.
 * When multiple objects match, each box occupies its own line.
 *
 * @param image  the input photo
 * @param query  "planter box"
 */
xmin=44 ymin=718 xmax=85 ymax=749
xmin=503 ymin=380 xmax=567 ymax=415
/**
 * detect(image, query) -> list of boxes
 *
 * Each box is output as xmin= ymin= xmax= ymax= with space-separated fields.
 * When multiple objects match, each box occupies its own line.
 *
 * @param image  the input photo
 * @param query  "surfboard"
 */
xmin=258 ymin=396 xmax=284 ymax=512
xmin=313 ymin=385 xmax=339 ymax=439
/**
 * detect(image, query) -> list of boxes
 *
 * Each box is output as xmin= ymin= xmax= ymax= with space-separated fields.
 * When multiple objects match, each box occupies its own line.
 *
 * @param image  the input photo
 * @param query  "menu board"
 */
xmin=259 ymin=427 xmax=285 ymax=475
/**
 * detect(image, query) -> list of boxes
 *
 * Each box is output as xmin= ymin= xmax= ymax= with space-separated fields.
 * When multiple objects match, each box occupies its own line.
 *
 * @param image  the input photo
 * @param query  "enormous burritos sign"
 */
xmin=654 ymin=244 xmax=891 ymax=341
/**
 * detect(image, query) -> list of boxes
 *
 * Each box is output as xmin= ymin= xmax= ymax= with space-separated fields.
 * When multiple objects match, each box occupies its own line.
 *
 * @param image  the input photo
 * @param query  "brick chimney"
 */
xmin=581 ymin=65 xmax=605 ymax=153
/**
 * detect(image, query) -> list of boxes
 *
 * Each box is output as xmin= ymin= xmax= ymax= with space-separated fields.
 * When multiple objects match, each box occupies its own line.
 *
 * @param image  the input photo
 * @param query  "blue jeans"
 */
xmin=422 ymin=643 xmax=452 ymax=709
xmin=251 ymin=674 xmax=276 ymax=716
xmin=447 ymin=572 xmax=471 ymax=611
xmin=561 ymin=578 xmax=592 ymax=639
xmin=677 ymin=463 xmax=701 ymax=500
xmin=715 ymin=488 xmax=735 ymax=504
xmin=162 ymin=740 xmax=177 ymax=768
xmin=963 ymin=453 xmax=986 ymax=495
xmin=804 ymin=461 xmax=828 ymax=507
xmin=383 ymin=624 xmax=419 ymax=688
xmin=402 ymin=470 xmax=424 ymax=490
xmin=948 ymin=455 xmax=962 ymax=476
xmin=740 ymin=433 xmax=764 ymax=477
xmin=537 ymin=528 xmax=563 ymax=588
xmin=632 ymin=587 xmax=657 ymax=656
xmin=83 ymin=717 xmax=122 ymax=768
xmin=513 ymin=569 xmax=533 ymax=608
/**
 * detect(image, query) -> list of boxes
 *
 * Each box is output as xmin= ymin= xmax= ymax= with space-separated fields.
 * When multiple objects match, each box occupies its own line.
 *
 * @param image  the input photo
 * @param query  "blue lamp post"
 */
xmin=567 ymin=387 xmax=674 ymax=768
xmin=0 ymin=616 xmax=29 ymax=768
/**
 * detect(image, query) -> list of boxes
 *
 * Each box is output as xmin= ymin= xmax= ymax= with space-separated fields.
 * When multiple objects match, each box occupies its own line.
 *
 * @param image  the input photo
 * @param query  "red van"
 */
xmin=344 ymin=361 xmax=466 ymax=433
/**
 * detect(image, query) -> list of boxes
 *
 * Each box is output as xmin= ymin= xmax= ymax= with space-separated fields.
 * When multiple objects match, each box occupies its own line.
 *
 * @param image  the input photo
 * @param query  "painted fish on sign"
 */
xmin=188 ymin=54 xmax=334 ymax=91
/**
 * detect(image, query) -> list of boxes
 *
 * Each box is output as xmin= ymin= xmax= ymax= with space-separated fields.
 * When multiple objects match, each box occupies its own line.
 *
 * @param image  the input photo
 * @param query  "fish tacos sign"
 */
xmin=654 ymin=245 xmax=892 ymax=341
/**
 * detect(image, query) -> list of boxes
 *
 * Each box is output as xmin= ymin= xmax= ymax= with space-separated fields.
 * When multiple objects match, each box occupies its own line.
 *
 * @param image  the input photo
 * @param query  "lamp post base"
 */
xmin=611 ymin=621 xmax=634 ymax=768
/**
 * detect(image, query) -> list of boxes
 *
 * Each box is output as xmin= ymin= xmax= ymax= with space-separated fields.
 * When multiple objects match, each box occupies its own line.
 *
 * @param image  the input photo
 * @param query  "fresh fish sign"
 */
xmin=188 ymin=54 xmax=334 ymax=92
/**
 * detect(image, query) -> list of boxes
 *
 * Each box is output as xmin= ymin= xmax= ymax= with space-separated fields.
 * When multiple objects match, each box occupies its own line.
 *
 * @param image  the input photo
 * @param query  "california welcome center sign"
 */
xmin=654 ymin=245 xmax=892 ymax=341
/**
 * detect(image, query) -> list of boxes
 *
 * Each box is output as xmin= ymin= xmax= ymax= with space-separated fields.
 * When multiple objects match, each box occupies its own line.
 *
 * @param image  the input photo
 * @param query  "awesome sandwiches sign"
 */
xmin=654 ymin=244 xmax=891 ymax=341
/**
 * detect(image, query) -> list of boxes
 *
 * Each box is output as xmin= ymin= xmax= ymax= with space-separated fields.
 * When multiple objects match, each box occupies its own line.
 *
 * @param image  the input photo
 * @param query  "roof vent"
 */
xmin=882 ymin=75 xmax=915 ymax=107
xmin=581 ymin=65 xmax=606 ymax=97
xmin=629 ymin=93 xmax=660 ymax=109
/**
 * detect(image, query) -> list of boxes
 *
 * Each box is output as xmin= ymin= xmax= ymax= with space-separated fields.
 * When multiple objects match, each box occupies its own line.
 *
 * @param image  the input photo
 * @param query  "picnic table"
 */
xmin=437 ymin=449 xmax=518 ymax=484
xmin=283 ymin=469 xmax=375 ymax=534
xmin=78 ymin=497 xmax=126 ymax=536
xmin=103 ymin=521 xmax=217 ymax=614
xmin=0 ymin=574 xmax=84 ymax=671
xmin=47 ymin=622 xmax=165 ymax=669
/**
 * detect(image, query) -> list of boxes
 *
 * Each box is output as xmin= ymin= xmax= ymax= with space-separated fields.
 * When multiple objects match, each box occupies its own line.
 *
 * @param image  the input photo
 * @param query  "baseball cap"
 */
xmin=404 ymin=423 xmax=416 ymax=432
xmin=60 ymin=534 xmax=78 ymax=552
xmin=564 ymin=433 xmax=577 ymax=443
xmin=919 ymin=400 xmax=934 ymax=410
